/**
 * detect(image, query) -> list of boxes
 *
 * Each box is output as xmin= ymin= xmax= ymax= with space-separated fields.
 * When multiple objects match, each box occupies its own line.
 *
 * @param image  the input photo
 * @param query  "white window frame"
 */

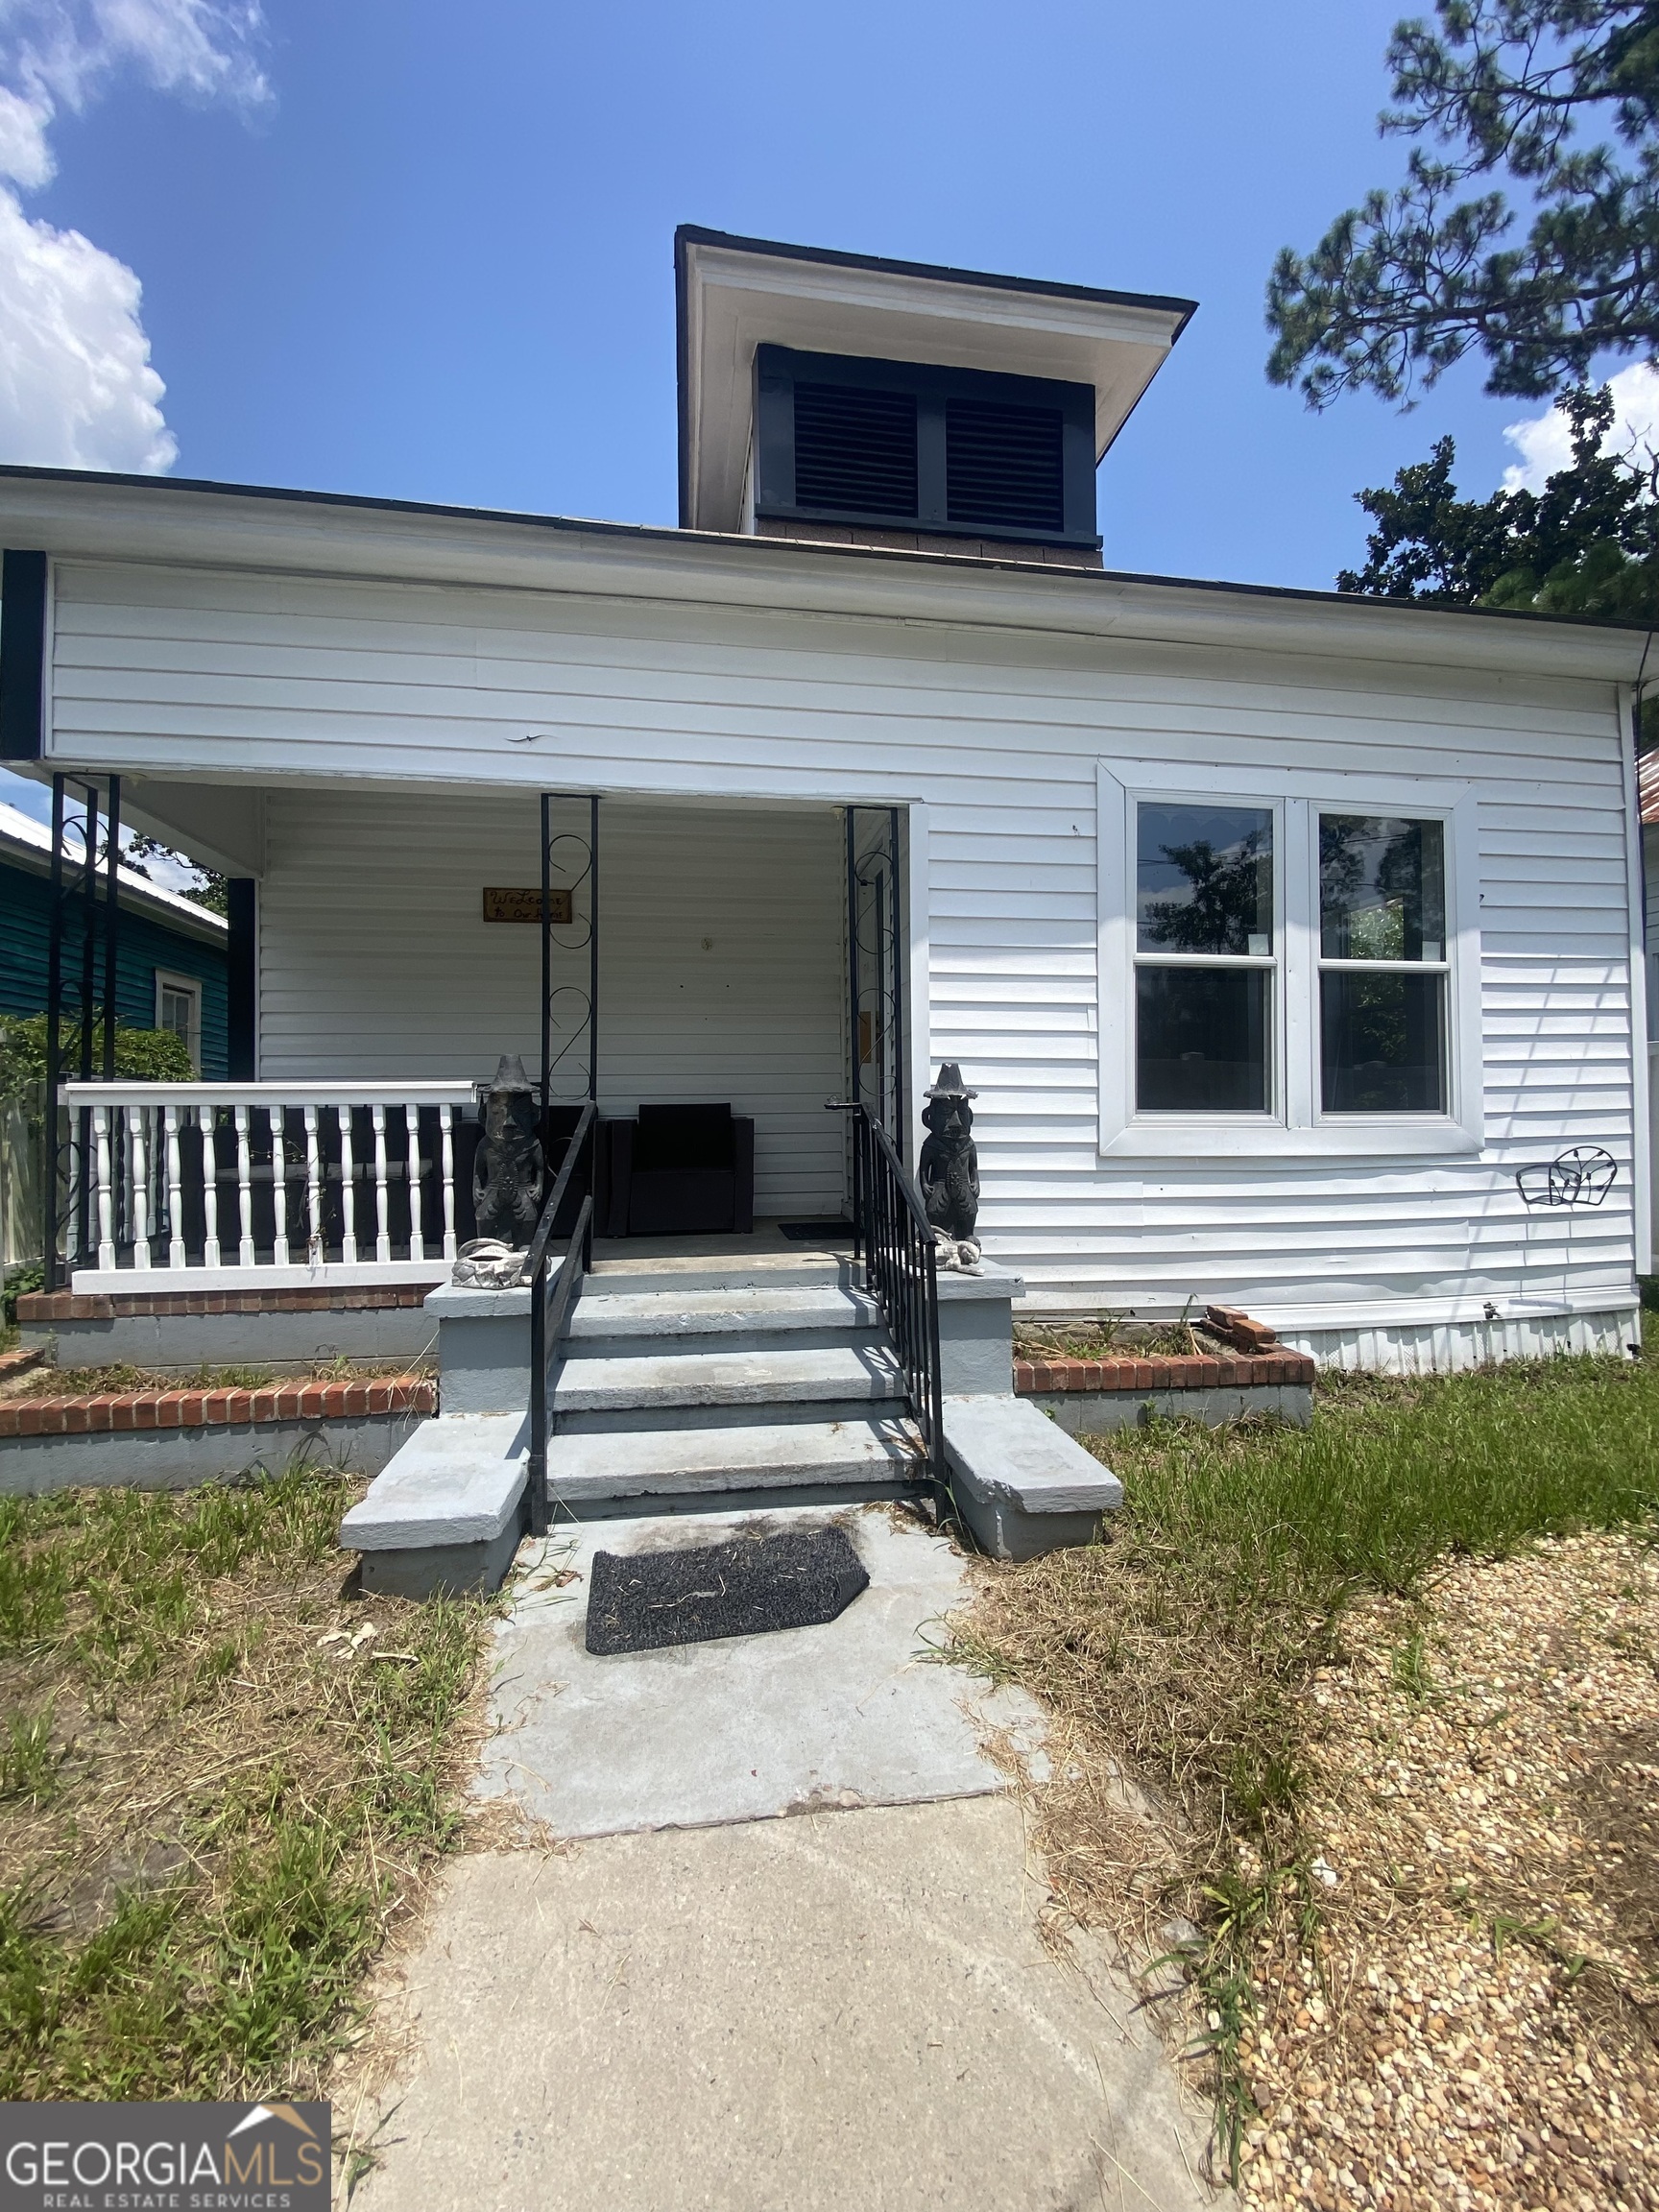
xmin=1097 ymin=758 xmax=1483 ymax=1159
xmin=155 ymin=970 xmax=203 ymax=1072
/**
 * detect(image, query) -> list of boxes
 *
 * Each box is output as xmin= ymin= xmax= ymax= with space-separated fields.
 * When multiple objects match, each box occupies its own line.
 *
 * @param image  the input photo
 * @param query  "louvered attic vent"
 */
xmin=794 ymin=382 xmax=918 ymax=517
xmin=755 ymin=345 xmax=1097 ymax=548
xmin=946 ymin=397 xmax=1064 ymax=535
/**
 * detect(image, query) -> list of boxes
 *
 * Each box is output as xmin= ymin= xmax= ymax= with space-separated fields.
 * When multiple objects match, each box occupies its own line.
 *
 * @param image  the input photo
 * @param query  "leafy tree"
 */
xmin=121 ymin=834 xmax=228 ymax=916
xmin=0 ymin=1015 xmax=194 ymax=1105
xmin=1337 ymin=380 xmax=1659 ymax=621
xmin=1268 ymin=2 xmax=1659 ymax=408
xmin=1142 ymin=832 xmax=1272 ymax=952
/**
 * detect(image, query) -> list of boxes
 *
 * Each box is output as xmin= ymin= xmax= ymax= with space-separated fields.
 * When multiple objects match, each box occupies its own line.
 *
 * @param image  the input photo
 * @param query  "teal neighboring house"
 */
xmin=0 ymin=800 xmax=228 ymax=1074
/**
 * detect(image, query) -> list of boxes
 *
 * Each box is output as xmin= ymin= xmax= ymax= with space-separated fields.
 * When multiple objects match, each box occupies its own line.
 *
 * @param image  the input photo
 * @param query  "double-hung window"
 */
xmin=155 ymin=971 xmax=203 ymax=1073
xmin=1134 ymin=803 xmax=1276 ymax=1114
xmin=1317 ymin=814 xmax=1448 ymax=1114
xmin=1098 ymin=761 xmax=1480 ymax=1158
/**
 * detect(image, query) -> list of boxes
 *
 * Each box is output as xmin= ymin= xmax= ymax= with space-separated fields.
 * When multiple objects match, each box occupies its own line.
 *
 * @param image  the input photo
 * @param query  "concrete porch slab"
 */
xmin=477 ymin=1502 xmax=1045 ymax=1839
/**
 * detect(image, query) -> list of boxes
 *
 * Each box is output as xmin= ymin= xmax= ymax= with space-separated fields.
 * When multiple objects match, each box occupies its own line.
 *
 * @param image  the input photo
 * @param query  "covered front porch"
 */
xmin=41 ymin=781 xmax=916 ymax=1295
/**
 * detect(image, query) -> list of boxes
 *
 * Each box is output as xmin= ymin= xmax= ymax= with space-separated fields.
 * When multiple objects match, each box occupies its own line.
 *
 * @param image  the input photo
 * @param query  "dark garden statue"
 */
xmin=918 ymin=1063 xmax=982 ymax=1274
xmin=454 ymin=1053 xmax=545 ymax=1286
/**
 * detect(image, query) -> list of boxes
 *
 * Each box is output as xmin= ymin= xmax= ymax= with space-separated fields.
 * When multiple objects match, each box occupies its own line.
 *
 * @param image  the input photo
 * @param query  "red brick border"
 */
xmin=0 ymin=1374 xmax=436 ymax=1438
xmin=18 ymin=1286 xmax=432 ymax=1323
xmin=0 ymin=1346 xmax=44 ymax=1384
xmin=1014 ymin=1349 xmax=1313 ymax=1394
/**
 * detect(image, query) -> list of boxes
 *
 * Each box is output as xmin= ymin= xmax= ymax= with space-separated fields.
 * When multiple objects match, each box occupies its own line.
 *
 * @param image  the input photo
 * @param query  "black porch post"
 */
xmin=589 ymin=792 xmax=599 ymax=1103
xmin=102 ymin=778 xmax=121 ymax=1079
xmin=43 ymin=775 xmax=65 ymax=1289
xmin=540 ymin=791 xmax=552 ymax=1125
xmin=226 ymin=880 xmax=256 ymax=1078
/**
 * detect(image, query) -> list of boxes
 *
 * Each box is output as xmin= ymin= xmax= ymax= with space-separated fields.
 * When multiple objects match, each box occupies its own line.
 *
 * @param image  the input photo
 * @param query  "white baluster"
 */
xmin=406 ymin=1104 xmax=425 ymax=1262
xmin=165 ymin=1104 xmax=184 ymax=1267
xmin=235 ymin=1105 xmax=254 ymax=1267
xmin=130 ymin=1107 xmax=151 ymax=1269
xmin=270 ymin=1107 xmax=290 ymax=1267
xmin=304 ymin=1103 xmax=323 ymax=1267
xmin=200 ymin=1106 xmax=221 ymax=1267
xmin=441 ymin=1104 xmax=456 ymax=1259
xmin=94 ymin=1103 xmax=114 ymax=1273
xmin=340 ymin=1104 xmax=358 ymax=1264
xmin=373 ymin=1104 xmax=390 ymax=1262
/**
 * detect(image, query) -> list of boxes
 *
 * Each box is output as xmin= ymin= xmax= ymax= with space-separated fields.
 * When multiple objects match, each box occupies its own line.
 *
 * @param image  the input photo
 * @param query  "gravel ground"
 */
xmin=1237 ymin=1529 xmax=1659 ymax=2212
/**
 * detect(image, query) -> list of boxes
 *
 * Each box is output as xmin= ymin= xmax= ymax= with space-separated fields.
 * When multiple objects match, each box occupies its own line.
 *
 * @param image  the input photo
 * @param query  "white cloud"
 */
xmin=1502 ymin=361 xmax=1659 ymax=493
xmin=0 ymin=84 xmax=51 ymax=183
xmin=0 ymin=181 xmax=173 ymax=468
xmin=0 ymin=1 xmax=267 ymax=113
xmin=0 ymin=2 xmax=266 ymax=472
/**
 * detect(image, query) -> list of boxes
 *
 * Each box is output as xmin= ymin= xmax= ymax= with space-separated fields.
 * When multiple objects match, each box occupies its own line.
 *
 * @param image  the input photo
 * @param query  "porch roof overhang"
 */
xmin=0 ymin=461 xmax=1649 ymax=687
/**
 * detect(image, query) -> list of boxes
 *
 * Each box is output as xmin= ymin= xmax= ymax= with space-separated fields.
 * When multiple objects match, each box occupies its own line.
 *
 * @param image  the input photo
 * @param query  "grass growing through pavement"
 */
xmin=0 ymin=1466 xmax=495 ymax=2102
xmin=948 ymin=1350 xmax=1659 ymax=2177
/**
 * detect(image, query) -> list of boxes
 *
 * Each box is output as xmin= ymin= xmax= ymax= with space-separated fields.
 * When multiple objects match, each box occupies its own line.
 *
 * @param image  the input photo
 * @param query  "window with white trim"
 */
xmin=155 ymin=971 xmax=203 ymax=1072
xmin=1097 ymin=761 xmax=1482 ymax=1159
xmin=1135 ymin=801 xmax=1277 ymax=1115
xmin=1317 ymin=813 xmax=1448 ymax=1114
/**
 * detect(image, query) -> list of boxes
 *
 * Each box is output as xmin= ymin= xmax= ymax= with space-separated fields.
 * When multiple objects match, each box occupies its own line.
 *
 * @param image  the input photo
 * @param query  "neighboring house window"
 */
xmin=155 ymin=972 xmax=203 ymax=1071
xmin=1097 ymin=761 xmax=1481 ymax=1158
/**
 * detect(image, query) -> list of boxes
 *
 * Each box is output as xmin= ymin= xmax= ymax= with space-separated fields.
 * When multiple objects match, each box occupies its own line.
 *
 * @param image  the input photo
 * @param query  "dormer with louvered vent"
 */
xmin=677 ymin=228 xmax=1195 ymax=565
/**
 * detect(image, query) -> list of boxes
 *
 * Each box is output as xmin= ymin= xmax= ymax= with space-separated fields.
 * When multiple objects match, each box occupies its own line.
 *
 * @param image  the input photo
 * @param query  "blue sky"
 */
xmin=0 ymin=0 xmax=1640 ymax=835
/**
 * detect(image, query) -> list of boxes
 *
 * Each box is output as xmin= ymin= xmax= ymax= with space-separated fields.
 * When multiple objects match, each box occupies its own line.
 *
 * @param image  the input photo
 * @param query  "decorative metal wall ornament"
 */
xmin=1515 ymin=1146 xmax=1617 ymax=1209
xmin=918 ymin=1062 xmax=982 ymax=1273
xmin=467 ymin=1053 xmax=544 ymax=1265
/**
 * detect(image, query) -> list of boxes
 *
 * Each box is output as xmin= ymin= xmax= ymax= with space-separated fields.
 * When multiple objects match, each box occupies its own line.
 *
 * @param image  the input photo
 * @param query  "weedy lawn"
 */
xmin=949 ymin=1350 xmax=1659 ymax=2187
xmin=0 ymin=1466 xmax=495 ymax=2102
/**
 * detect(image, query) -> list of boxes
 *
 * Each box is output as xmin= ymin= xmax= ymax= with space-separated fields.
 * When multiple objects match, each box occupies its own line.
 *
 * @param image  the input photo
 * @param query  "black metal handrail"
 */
xmin=828 ymin=1101 xmax=947 ymax=1509
xmin=525 ymin=1099 xmax=597 ymax=1539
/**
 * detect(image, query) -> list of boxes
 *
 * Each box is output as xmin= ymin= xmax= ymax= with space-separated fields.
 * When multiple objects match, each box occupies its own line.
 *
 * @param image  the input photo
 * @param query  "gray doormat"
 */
xmin=585 ymin=1526 xmax=870 ymax=1656
xmin=777 ymin=1218 xmax=854 ymax=1242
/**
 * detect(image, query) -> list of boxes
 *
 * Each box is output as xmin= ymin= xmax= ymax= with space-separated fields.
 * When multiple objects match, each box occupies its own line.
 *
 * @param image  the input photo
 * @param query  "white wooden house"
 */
xmin=0 ymin=228 xmax=1648 ymax=1372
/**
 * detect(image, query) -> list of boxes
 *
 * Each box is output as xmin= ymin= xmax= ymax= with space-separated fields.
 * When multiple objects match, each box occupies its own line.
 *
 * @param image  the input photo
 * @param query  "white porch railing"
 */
xmin=59 ymin=1081 xmax=476 ymax=1292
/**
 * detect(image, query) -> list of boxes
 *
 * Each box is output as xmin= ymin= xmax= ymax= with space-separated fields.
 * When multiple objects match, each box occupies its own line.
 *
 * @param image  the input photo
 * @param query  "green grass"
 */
xmin=1105 ymin=1353 xmax=1659 ymax=1614
xmin=0 ymin=1466 xmax=493 ymax=2102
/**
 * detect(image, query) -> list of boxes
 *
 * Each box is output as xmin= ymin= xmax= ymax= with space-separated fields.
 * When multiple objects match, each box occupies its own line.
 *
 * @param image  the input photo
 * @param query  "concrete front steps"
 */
xmin=342 ymin=1247 xmax=1128 ymax=1595
xmin=342 ymin=1255 xmax=929 ymax=1592
xmin=549 ymin=1260 xmax=926 ymax=1510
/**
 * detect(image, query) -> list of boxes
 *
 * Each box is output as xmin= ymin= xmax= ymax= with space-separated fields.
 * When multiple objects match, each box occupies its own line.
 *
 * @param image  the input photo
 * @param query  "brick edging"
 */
xmin=0 ymin=1375 xmax=436 ymax=1438
xmin=18 ymin=1286 xmax=433 ymax=1322
xmin=1014 ymin=1351 xmax=1314 ymax=1394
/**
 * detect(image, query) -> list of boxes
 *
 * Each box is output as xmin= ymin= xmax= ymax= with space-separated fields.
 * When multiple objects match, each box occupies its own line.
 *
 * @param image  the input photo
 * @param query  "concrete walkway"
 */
xmin=345 ymin=1504 xmax=1215 ymax=2212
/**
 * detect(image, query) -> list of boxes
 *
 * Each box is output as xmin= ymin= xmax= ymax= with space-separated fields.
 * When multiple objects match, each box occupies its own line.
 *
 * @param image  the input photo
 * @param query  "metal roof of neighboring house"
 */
xmin=0 ymin=802 xmax=227 ymax=943
xmin=1641 ymin=751 xmax=1659 ymax=824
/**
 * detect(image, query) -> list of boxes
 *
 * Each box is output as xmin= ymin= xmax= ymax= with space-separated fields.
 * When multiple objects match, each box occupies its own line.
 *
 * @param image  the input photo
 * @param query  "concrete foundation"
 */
xmin=935 ymin=1261 xmax=1021 ymax=1394
xmin=943 ymin=1394 xmax=1122 ymax=1561
xmin=1032 ymin=1380 xmax=1314 ymax=1432
xmin=0 ymin=1412 xmax=420 ymax=1495
xmin=361 ymin=1522 xmax=523 ymax=1598
xmin=426 ymin=1282 xmax=532 ymax=1414
xmin=20 ymin=1303 xmax=438 ymax=1375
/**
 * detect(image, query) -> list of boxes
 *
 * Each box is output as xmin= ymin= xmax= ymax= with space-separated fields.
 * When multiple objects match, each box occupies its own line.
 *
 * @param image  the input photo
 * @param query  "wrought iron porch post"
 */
xmin=101 ymin=779 xmax=120 ymax=1081
xmin=42 ymin=775 xmax=64 ymax=1289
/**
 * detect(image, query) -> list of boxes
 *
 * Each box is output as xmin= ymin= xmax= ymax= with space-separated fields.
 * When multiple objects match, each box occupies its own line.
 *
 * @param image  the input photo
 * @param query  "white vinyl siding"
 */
xmin=254 ymin=791 xmax=848 ymax=1221
xmin=46 ymin=557 xmax=1640 ymax=1332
